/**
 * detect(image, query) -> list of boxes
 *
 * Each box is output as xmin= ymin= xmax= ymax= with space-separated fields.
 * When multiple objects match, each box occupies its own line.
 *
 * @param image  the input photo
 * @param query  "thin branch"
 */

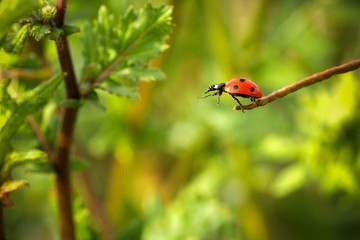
xmin=92 ymin=40 xmax=139 ymax=86
xmin=26 ymin=115 xmax=53 ymax=155
xmin=77 ymin=171 xmax=114 ymax=240
xmin=92 ymin=18 xmax=159 ymax=87
xmin=234 ymin=58 xmax=360 ymax=111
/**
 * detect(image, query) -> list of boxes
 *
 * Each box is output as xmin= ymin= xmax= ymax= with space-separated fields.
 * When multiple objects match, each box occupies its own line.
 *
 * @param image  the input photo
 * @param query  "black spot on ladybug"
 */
xmin=240 ymin=78 xmax=246 ymax=82
xmin=233 ymin=85 xmax=239 ymax=90
xmin=250 ymin=87 xmax=255 ymax=92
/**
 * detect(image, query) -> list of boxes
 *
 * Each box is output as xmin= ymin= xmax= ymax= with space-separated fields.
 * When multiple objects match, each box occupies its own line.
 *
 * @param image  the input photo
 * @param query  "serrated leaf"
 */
xmin=0 ymin=74 xmax=63 ymax=165
xmin=1 ymin=150 xmax=47 ymax=182
xmin=97 ymin=79 xmax=139 ymax=99
xmin=81 ymin=4 xmax=173 ymax=95
xmin=30 ymin=23 xmax=51 ymax=41
xmin=0 ymin=179 xmax=29 ymax=207
xmin=114 ymin=67 xmax=166 ymax=81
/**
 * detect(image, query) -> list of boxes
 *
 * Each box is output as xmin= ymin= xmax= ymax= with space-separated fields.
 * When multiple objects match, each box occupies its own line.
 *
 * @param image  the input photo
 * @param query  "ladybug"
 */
xmin=200 ymin=77 xmax=262 ymax=112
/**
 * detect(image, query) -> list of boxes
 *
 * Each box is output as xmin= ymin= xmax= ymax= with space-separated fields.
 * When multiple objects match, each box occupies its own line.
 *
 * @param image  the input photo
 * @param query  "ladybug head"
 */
xmin=204 ymin=83 xmax=225 ymax=94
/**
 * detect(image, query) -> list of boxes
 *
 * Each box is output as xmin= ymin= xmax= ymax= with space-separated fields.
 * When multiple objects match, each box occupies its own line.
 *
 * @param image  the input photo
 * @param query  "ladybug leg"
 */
xmin=230 ymin=94 xmax=244 ymax=113
xmin=251 ymin=97 xmax=259 ymax=106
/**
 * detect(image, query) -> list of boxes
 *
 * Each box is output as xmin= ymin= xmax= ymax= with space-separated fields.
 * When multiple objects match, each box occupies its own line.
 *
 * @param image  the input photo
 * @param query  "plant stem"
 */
xmin=0 ymin=206 xmax=4 ymax=240
xmin=27 ymin=115 xmax=53 ymax=155
xmin=234 ymin=58 xmax=360 ymax=111
xmin=53 ymin=0 xmax=80 ymax=239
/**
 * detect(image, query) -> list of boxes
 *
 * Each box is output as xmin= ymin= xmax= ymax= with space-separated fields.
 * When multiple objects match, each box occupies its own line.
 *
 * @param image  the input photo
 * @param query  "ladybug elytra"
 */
xmin=200 ymin=77 xmax=262 ymax=112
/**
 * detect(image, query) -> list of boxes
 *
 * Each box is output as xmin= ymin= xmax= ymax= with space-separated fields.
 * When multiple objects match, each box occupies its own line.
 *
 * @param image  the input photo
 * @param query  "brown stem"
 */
xmin=53 ymin=108 xmax=78 ymax=240
xmin=52 ymin=0 xmax=80 ymax=239
xmin=0 ymin=206 xmax=4 ymax=240
xmin=234 ymin=58 xmax=360 ymax=111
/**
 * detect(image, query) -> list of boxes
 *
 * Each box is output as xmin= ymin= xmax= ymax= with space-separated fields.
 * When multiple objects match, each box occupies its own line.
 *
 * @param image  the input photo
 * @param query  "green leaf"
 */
xmin=81 ymin=4 xmax=173 ymax=97
xmin=29 ymin=23 xmax=51 ymax=41
xmin=0 ymin=74 xmax=63 ymax=166
xmin=47 ymin=27 xmax=63 ymax=40
xmin=0 ymin=179 xmax=29 ymax=207
xmin=121 ymin=4 xmax=173 ymax=62
xmin=60 ymin=24 xmax=81 ymax=37
xmin=85 ymin=90 xmax=107 ymax=111
xmin=81 ymin=22 xmax=99 ymax=66
xmin=114 ymin=66 xmax=166 ymax=81
xmin=1 ymin=150 xmax=47 ymax=183
xmin=96 ymin=79 xmax=139 ymax=99
xmin=3 ymin=24 xmax=30 ymax=54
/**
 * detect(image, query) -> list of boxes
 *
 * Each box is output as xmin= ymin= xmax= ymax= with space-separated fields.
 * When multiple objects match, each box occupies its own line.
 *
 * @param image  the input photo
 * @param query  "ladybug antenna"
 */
xmin=198 ymin=93 xmax=214 ymax=99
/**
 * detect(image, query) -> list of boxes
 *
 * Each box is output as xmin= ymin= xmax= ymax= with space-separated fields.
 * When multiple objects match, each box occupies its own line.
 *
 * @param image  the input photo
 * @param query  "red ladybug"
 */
xmin=200 ymin=77 xmax=262 ymax=112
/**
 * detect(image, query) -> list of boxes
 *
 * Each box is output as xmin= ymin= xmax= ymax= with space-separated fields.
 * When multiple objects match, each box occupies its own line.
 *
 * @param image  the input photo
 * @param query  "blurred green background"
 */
xmin=5 ymin=0 xmax=360 ymax=239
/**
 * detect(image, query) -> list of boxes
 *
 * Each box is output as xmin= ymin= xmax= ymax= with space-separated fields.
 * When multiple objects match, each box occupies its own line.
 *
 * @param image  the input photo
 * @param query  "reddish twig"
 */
xmin=92 ymin=25 xmax=152 ymax=86
xmin=53 ymin=0 xmax=80 ymax=239
xmin=77 ymin=171 xmax=114 ymax=240
xmin=234 ymin=59 xmax=360 ymax=111
xmin=26 ymin=115 xmax=53 ymax=155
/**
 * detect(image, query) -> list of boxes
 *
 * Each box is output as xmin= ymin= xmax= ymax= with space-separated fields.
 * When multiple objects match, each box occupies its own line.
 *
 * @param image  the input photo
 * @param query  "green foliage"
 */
xmin=266 ymin=73 xmax=360 ymax=197
xmin=80 ymin=4 xmax=173 ymax=98
xmin=0 ymin=0 xmax=40 ymax=41
xmin=0 ymin=1 xmax=80 ymax=54
xmin=2 ymin=0 xmax=360 ymax=239
xmin=142 ymin=164 xmax=240 ymax=240
xmin=0 ymin=179 xmax=28 ymax=207
xmin=0 ymin=74 xmax=63 ymax=167
xmin=0 ymin=150 xmax=47 ymax=206
xmin=1 ymin=150 xmax=47 ymax=182
xmin=3 ymin=24 xmax=30 ymax=54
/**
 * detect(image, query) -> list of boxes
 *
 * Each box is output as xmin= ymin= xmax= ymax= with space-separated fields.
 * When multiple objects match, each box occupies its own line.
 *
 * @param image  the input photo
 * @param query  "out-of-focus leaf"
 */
xmin=114 ymin=67 xmax=166 ymax=81
xmin=271 ymin=164 xmax=305 ymax=198
xmin=85 ymin=90 xmax=107 ymax=111
xmin=97 ymin=79 xmax=139 ymax=99
xmin=81 ymin=22 xmax=99 ymax=66
xmin=0 ymin=180 xmax=29 ymax=207
xmin=142 ymin=164 xmax=239 ymax=239
xmin=59 ymin=98 xmax=84 ymax=109
xmin=0 ymin=0 xmax=40 ymax=40
xmin=1 ymin=150 xmax=47 ymax=182
xmin=70 ymin=157 xmax=90 ymax=171
xmin=0 ymin=74 xmax=63 ymax=165
xmin=114 ymin=219 xmax=143 ymax=240
xmin=3 ymin=24 xmax=30 ymax=54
